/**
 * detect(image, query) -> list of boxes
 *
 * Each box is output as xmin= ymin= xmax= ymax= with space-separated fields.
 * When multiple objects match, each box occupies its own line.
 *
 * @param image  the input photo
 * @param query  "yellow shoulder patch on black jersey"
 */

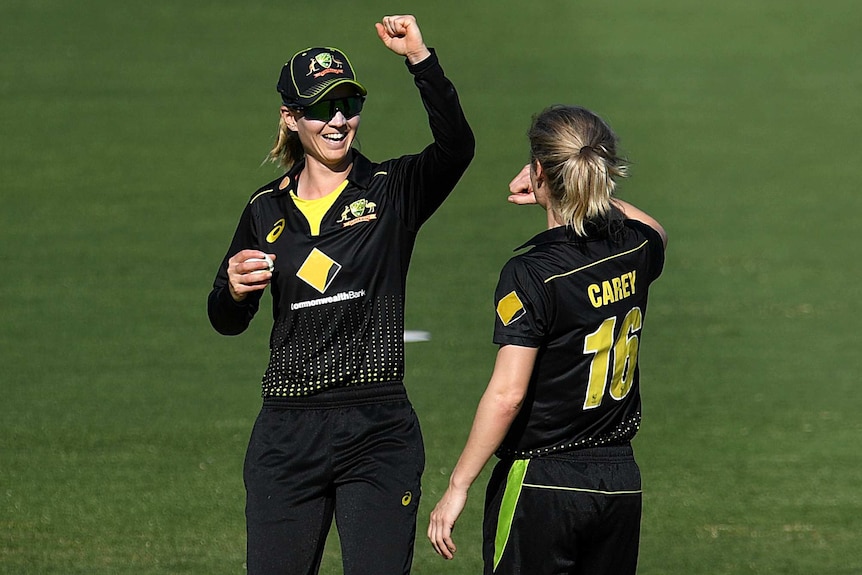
xmin=497 ymin=291 xmax=526 ymax=326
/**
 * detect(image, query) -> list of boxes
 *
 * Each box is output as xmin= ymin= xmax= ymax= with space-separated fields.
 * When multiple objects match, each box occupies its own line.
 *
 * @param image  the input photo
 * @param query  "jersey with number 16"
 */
xmin=492 ymin=219 xmax=665 ymax=459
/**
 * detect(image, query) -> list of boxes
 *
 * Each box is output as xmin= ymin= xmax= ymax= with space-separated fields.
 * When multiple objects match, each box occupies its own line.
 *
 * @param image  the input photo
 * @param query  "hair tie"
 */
xmin=579 ymin=145 xmax=594 ymax=156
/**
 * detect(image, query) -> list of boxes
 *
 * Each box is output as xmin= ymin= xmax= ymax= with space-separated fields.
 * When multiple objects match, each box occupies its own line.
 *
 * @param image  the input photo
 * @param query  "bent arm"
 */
xmin=207 ymin=204 xmax=265 ymax=335
xmin=376 ymin=14 xmax=473 ymax=178
xmin=391 ymin=49 xmax=475 ymax=230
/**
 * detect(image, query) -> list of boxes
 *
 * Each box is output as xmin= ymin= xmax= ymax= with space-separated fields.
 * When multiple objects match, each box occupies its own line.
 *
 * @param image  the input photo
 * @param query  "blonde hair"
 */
xmin=528 ymin=105 xmax=628 ymax=236
xmin=266 ymin=112 xmax=305 ymax=171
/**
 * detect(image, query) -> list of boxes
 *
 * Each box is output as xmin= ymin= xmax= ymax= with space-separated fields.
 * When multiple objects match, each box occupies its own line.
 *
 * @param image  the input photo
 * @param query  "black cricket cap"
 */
xmin=277 ymin=47 xmax=367 ymax=107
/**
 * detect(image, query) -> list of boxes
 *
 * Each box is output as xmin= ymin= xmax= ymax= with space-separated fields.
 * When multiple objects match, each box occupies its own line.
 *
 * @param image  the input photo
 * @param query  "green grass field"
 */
xmin=2 ymin=0 xmax=860 ymax=573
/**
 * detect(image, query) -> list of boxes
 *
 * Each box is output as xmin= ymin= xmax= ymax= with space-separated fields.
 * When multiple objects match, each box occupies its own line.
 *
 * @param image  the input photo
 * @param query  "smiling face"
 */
xmin=283 ymin=84 xmax=362 ymax=172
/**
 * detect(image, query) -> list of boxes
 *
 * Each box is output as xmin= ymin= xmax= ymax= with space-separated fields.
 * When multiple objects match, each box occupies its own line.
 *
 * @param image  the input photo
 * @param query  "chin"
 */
xmin=322 ymin=149 xmax=354 ymax=169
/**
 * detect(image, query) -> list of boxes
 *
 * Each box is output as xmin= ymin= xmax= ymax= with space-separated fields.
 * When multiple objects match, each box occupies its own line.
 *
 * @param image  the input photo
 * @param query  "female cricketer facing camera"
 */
xmin=207 ymin=15 xmax=474 ymax=575
xmin=428 ymin=105 xmax=667 ymax=575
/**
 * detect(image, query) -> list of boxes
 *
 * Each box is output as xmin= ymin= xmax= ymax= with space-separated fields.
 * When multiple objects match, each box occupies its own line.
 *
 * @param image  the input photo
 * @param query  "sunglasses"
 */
xmin=299 ymin=95 xmax=365 ymax=122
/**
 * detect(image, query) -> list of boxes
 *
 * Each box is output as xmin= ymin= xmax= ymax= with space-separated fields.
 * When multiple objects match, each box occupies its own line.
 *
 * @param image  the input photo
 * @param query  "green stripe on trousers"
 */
xmin=493 ymin=459 xmax=529 ymax=571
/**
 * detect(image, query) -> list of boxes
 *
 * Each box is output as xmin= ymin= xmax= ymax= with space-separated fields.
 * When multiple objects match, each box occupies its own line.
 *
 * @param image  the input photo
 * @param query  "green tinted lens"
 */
xmin=339 ymin=96 xmax=364 ymax=118
xmin=303 ymin=100 xmax=333 ymax=121
xmin=303 ymin=96 xmax=364 ymax=122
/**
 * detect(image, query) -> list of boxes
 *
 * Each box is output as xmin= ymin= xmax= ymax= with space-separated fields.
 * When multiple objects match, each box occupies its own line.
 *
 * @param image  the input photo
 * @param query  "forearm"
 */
xmin=207 ymin=283 xmax=259 ymax=335
xmin=449 ymin=389 xmax=522 ymax=491
xmin=447 ymin=345 xmax=537 ymax=491
xmin=410 ymin=49 xmax=475 ymax=169
xmin=394 ymin=51 xmax=475 ymax=229
xmin=428 ymin=345 xmax=535 ymax=560
xmin=207 ymin=200 xmax=267 ymax=335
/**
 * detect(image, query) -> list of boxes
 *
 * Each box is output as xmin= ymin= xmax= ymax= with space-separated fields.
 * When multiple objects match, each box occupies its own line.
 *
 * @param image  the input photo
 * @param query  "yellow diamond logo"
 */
xmin=496 ymin=291 xmax=526 ymax=326
xmin=296 ymin=248 xmax=341 ymax=293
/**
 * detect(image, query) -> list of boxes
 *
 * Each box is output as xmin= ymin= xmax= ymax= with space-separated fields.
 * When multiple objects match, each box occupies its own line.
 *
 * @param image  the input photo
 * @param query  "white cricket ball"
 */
xmin=245 ymin=254 xmax=274 ymax=273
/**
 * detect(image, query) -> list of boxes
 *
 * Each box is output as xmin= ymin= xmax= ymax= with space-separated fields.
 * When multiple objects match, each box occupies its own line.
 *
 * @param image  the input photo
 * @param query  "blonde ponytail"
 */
xmin=266 ymin=112 xmax=304 ymax=171
xmin=529 ymin=106 xmax=628 ymax=236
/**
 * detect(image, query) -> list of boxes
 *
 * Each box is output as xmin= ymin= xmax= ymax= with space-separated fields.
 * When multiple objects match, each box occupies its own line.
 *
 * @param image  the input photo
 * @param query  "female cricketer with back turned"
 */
xmin=207 ymin=15 xmax=474 ymax=575
xmin=428 ymin=105 xmax=667 ymax=574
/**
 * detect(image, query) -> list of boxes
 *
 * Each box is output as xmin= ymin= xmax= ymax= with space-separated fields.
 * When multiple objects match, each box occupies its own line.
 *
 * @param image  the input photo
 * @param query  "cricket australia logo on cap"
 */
xmin=337 ymin=198 xmax=377 ymax=227
xmin=497 ymin=291 xmax=526 ymax=326
xmin=296 ymin=248 xmax=342 ymax=293
xmin=307 ymin=52 xmax=344 ymax=78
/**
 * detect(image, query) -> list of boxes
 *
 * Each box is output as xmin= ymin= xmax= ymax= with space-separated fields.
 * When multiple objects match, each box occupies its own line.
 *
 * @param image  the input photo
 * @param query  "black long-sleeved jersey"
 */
xmin=208 ymin=50 xmax=474 ymax=398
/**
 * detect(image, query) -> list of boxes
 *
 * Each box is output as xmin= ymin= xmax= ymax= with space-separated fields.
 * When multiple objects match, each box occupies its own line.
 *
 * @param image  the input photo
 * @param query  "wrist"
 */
xmin=449 ymin=472 xmax=473 ymax=493
xmin=405 ymin=46 xmax=431 ymax=65
xmin=228 ymin=286 xmax=247 ymax=303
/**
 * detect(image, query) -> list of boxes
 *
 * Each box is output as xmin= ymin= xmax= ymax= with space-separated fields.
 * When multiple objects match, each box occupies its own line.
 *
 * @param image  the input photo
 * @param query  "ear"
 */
xmin=531 ymin=159 xmax=546 ymax=188
xmin=281 ymin=106 xmax=299 ymax=132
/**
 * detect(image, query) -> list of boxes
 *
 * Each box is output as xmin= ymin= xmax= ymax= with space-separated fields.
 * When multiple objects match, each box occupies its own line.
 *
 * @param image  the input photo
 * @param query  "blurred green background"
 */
xmin=2 ymin=0 xmax=860 ymax=573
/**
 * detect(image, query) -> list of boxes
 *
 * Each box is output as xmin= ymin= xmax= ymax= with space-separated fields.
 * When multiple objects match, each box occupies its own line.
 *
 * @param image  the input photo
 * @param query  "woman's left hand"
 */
xmin=508 ymin=163 xmax=537 ymax=205
xmin=375 ymin=15 xmax=431 ymax=64
xmin=427 ymin=486 xmax=468 ymax=560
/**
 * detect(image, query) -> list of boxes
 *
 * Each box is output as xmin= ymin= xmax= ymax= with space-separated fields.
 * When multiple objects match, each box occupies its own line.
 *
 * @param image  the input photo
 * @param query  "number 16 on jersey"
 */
xmin=583 ymin=306 xmax=643 ymax=410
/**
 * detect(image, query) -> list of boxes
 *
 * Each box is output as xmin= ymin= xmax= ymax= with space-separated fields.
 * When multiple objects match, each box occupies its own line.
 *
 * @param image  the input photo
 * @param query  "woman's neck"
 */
xmin=547 ymin=209 xmax=565 ymax=230
xmin=297 ymin=153 xmax=353 ymax=200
